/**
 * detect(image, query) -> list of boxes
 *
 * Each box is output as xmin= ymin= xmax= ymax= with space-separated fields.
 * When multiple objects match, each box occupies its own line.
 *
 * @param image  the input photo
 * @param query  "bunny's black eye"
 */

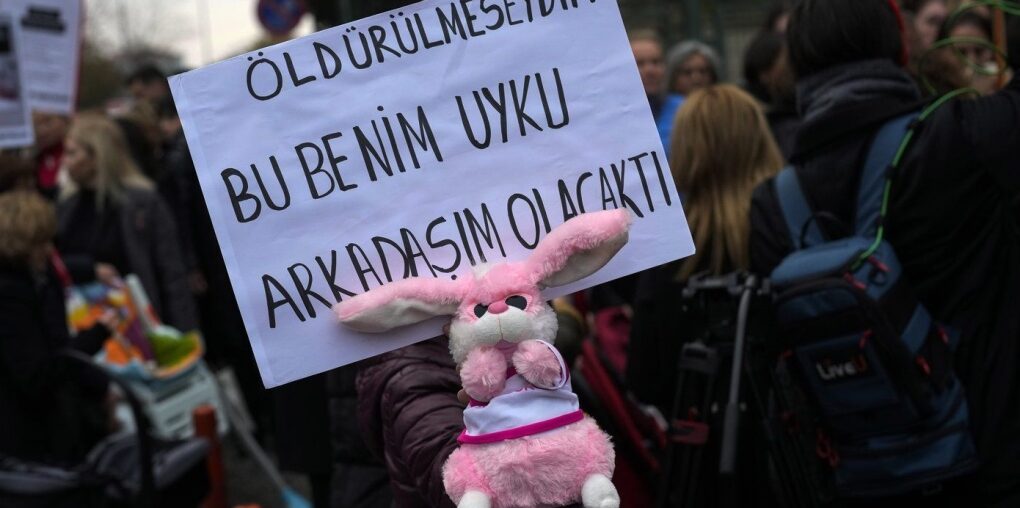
xmin=506 ymin=295 xmax=527 ymax=310
xmin=473 ymin=304 xmax=487 ymax=318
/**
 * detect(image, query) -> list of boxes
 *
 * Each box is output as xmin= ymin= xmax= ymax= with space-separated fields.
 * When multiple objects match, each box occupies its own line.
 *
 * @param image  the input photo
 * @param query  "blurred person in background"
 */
xmin=156 ymin=96 xmax=199 ymax=282
xmin=628 ymin=84 xmax=783 ymax=413
xmin=904 ymin=0 xmax=970 ymax=95
xmin=657 ymin=40 xmax=721 ymax=154
xmin=750 ymin=0 xmax=1020 ymax=502
xmin=764 ymin=0 xmax=793 ymax=33
xmin=629 ymin=29 xmax=666 ymax=120
xmin=903 ymin=0 xmax=949 ymax=52
xmin=30 ymin=111 xmax=69 ymax=200
xmin=744 ymin=31 xmax=787 ymax=105
xmin=57 ymin=113 xmax=197 ymax=332
xmin=943 ymin=9 xmax=1000 ymax=94
xmin=125 ymin=64 xmax=170 ymax=107
xmin=626 ymin=82 xmax=783 ymax=508
xmin=0 ymin=153 xmax=36 ymax=193
xmin=0 ymin=190 xmax=116 ymax=469
xmin=156 ymin=97 xmax=273 ymax=436
xmin=666 ymin=40 xmax=721 ymax=97
xmin=113 ymin=100 xmax=165 ymax=183
xmin=743 ymin=30 xmax=799 ymax=158
xmin=582 ymin=29 xmax=668 ymax=324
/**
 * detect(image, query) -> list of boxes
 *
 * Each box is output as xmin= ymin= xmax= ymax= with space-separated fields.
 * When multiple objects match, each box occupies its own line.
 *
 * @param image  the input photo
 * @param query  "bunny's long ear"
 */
xmin=334 ymin=277 xmax=464 ymax=333
xmin=527 ymin=209 xmax=632 ymax=289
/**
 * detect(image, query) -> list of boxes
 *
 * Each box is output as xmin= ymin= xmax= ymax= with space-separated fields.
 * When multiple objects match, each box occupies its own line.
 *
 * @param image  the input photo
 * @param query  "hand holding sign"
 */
xmin=170 ymin=0 xmax=694 ymax=388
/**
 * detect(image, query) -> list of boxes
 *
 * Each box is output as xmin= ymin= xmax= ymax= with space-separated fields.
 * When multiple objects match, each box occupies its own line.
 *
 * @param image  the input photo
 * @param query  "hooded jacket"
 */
xmin=750 ymin=59 xmax=1020 ymax=502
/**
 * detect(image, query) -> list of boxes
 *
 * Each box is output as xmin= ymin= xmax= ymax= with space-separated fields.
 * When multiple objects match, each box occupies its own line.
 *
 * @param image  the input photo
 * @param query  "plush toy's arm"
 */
xmin=512 ymin=340 xmax=564 ymax=389
xmin=460 ymin=347 xmax=507 ymax=402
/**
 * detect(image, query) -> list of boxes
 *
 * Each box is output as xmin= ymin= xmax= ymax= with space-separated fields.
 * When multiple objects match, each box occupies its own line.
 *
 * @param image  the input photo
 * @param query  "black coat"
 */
xmin=57 ymin=187 xmax=198 ymax=331
xmin=0 ymin=265 xmax=109 ymax=465
xmin=750 ymin=71 xmax=1020 ymax=502
xmin=327 ymin=365 xmax=393 ymax=508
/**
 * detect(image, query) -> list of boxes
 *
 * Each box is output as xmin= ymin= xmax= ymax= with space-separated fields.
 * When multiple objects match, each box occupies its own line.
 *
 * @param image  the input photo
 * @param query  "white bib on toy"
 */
xmin=459 ymin=340 xmax=583 ymax=444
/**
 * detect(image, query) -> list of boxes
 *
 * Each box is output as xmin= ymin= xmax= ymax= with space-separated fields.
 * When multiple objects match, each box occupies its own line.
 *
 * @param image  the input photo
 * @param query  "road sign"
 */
xmin=257 ymin=0 xmax=305 ymax=35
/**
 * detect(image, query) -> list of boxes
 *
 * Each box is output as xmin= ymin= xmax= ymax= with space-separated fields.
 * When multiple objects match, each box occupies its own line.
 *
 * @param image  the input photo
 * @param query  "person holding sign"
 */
xmin=169 ymin=0 xmax=693 ymax=389
xmin=56 ymin=114 xmax=197 ymax=332
xmin=340 ymin=210 xmax=629 ymax=508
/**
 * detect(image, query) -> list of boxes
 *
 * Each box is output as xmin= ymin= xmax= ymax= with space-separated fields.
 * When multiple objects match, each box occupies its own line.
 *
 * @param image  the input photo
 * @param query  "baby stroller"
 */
xmin=0 ymin=349 xmax=210 ymax=508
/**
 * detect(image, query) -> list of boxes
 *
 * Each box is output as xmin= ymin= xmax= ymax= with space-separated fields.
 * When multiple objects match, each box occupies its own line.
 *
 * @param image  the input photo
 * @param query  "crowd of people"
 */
xmin=1 ymin=0 xmax=1019 ymax=507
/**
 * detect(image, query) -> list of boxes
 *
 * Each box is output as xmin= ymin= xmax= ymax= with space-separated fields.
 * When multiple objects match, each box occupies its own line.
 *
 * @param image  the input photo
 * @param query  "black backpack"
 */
xmin=768 ymin=105 xmax=978 ymax=498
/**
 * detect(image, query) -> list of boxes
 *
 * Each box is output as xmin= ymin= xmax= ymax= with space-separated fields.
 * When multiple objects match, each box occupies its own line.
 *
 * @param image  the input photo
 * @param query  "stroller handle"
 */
xmin=59 ymin=349 xmax=156 ymax=507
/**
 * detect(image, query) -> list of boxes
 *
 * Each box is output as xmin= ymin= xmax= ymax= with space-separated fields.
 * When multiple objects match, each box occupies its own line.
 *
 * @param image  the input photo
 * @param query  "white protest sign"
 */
xmin=0 ymin=6 xmax=33 ymax=148
xmin=8 ymin=0 xmax=81 ymax=114
xmin=171 ymin=0 xmax=695 ymax=388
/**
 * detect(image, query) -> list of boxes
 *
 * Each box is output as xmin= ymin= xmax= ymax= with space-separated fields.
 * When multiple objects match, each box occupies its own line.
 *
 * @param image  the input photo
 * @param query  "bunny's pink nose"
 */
xmin=487 ymin=300 xmax=509 ymax=314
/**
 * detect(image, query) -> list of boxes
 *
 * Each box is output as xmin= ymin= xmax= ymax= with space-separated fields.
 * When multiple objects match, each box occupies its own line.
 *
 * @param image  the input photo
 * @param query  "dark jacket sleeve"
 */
xmin=627 ymin=268 xmax=666 ymax=407
xmin=55 ymin=197 xmax=97 ymax=284
xmin=148 ymin=195 xmax=199 ymax=331
xmin=61 ymin=254 xmax=97 ymax=285
xmin=161 ymin=137 xmax=199 ymax=273
xmin=385 ymin=366 xmax=462 ymax=508
xmin=358 ymin=338 xmax=462 ymax=508
xmin=71 ymin=323 xmax=111 ymax=356
xmin=947 ymin=75 xmax=1020 ymax=193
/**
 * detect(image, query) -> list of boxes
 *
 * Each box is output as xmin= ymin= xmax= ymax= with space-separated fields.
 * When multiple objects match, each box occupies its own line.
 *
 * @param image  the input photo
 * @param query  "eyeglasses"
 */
xmin=680 ymin=66 xmax=712 ymax=78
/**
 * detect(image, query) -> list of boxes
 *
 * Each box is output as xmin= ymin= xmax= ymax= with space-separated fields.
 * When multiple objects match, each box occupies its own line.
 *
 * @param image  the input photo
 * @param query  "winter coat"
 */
xmin=57 ymin=187 xmax=198 ymax=331
xmin=0 ymin=265 xmax=110 ymax=465
xmin=749 ymin=59 xmax=1020 ymax=502
xmin=356 ymin=337 xmax=462 ymax=508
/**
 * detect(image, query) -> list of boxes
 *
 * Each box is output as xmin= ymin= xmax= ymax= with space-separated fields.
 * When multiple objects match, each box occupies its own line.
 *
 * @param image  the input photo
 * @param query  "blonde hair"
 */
xmin=0 ymin=191 xmax=56 ymax=266
xmin=66 ymin=113 xmax=153 ymax=207
xmin=670 ymin=84 xmax=784 ymax=279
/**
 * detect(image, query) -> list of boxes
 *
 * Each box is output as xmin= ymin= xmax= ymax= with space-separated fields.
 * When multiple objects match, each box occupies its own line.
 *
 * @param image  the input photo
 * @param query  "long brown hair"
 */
xmin=65 ymin=113 xmax=153 ymax=208
xmin=670 ymin=84 xmax=784 ymax=279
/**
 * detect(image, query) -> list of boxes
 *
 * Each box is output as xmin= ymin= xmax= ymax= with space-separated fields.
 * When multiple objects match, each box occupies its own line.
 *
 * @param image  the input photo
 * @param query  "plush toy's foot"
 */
xmin=581 ymin=474 xmax=620 ymax=508
xmin=458 ymin=490 xmax=491 ymax=508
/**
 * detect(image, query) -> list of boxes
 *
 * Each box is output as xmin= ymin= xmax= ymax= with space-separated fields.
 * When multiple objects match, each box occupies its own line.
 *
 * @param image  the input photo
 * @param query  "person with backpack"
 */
xmin=749 ymin=0 xmax=1020 ymax=504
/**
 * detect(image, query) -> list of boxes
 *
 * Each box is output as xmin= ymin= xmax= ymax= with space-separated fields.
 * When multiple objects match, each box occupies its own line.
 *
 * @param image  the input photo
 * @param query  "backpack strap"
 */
xmin=775 ymin=166 xmax=825 ymax=249
xmin=855 ymin=113 xmax=919 ymax=236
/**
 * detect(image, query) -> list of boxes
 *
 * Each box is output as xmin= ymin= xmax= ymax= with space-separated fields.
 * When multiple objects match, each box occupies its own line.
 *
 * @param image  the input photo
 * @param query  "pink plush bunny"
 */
xmin=335 ymin=209 xmax=631 ymax=508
